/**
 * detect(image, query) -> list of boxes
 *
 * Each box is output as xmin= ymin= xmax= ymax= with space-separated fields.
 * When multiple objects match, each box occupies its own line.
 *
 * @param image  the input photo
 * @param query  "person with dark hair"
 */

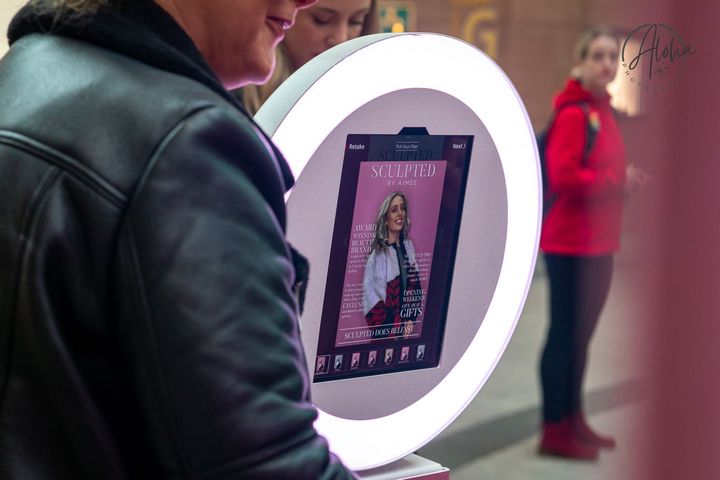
xmin=362 ymin=192 xmax=421 ymax=341
xmin=0 ymin=0 xmax=356 ymax=478
xmin=538 ymin=27 xmax=647 ymax=461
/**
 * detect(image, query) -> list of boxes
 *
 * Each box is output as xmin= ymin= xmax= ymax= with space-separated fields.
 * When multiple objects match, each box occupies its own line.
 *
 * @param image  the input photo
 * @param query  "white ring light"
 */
xmin=257 ymin=33 xmax=541 ymax=471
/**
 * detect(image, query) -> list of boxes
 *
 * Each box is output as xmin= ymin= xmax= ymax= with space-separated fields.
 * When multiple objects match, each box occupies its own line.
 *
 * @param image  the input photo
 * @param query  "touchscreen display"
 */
xmin=313 ymin=132 xmax=473 ymax=382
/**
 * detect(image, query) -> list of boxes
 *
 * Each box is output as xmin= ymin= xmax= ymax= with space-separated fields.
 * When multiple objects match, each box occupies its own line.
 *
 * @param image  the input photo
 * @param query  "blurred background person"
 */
xmin=240 ymin=0 xmax=378 ymax=115
xmin=537 ymin=27 xmax=647 ymax=461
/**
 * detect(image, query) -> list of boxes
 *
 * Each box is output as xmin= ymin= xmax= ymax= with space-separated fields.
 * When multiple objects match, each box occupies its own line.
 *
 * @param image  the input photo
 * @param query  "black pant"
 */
xmin=540 ymin=254 xmax=614 ymax=422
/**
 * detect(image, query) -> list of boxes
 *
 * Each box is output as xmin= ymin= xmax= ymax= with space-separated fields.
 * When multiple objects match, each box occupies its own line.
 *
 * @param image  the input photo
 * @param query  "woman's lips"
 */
xmin=266 ymin=16 xmax=292 ymax=39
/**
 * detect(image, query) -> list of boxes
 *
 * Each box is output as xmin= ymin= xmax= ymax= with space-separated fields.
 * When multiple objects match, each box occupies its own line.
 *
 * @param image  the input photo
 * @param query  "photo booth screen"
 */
xmin=313 ymin=132 xmax=473 ymax=382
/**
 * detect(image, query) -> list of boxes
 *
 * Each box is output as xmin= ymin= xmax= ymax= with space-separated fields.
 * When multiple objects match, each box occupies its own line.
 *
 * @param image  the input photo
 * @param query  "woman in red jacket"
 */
xmin=538 ymin=28 xmax=645 ymax=460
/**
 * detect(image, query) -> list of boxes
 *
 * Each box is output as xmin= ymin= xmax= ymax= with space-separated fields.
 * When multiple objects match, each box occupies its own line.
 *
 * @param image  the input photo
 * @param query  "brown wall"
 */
xmin=1 ymin=0 xmax=649 ymax=129
xmin=385 ymin=0 xmax=667 ymax=239
xmin=392 ymin=0 xmax=659 ymax=130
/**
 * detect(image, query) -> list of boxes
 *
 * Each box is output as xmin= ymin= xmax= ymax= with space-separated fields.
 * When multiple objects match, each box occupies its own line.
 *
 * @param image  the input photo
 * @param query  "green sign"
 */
xmin=379 ymin=2 xmax=415 ymax=33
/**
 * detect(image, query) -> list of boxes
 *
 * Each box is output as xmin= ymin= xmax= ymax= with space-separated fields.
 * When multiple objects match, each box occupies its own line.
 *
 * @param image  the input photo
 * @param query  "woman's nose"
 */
xmin=326 ymin=24 xmax=350 ymax=47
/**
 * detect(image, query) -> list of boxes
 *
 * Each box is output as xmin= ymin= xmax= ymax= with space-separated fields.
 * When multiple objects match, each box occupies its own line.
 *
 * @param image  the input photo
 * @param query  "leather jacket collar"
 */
xmin=8 ymin=0 xmax=296 ymax=191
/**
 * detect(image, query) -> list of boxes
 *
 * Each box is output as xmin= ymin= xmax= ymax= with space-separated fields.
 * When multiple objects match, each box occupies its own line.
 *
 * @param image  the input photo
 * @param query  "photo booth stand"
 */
xmin=256 ymin=32 xmax=541 ymax=477
xmin=357 ymin=454 xmax=448 ymax=479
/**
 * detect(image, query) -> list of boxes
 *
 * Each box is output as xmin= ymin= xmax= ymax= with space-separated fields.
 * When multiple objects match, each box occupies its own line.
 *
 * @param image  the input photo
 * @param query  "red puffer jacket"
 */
xmin=540 ymin=79 xmax=627 ymax=256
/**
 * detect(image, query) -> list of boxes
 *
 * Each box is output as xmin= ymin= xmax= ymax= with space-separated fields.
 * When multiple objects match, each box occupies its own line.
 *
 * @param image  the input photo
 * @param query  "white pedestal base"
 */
xmin=356 ymin=454 xmax=449 ymax=480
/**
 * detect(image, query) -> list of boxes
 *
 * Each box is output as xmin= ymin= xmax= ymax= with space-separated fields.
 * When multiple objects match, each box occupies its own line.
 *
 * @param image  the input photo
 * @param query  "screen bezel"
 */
xmin=313 ymin=132 xmax=473 ymax=383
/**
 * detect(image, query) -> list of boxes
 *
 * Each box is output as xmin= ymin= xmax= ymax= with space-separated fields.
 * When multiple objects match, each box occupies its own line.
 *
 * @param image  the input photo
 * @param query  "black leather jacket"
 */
xmin=0 ymin=5 xmax=352 ymax=479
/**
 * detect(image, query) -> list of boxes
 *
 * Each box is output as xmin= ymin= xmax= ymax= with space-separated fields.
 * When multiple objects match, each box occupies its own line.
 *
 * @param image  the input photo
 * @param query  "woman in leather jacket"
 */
xmin=0 ymin=0 xmax=355 ymax=478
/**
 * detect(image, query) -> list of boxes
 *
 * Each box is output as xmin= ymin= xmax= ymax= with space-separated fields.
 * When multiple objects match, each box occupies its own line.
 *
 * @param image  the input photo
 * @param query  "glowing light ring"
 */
xmin=256 ymin=33 xmax=541 ymax=471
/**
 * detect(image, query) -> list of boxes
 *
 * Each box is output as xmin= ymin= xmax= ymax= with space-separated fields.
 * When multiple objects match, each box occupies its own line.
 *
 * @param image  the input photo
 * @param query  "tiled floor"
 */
xmin=415 ymin=253 xmax=650 ymax=479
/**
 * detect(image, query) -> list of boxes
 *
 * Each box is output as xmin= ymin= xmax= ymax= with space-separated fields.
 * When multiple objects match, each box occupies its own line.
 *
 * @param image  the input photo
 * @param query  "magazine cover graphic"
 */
xmin=335 ymin=161 xmax=447 ymax=347
xmin=368 ymin=350 xmax=378 ymax=367
xmin=350 ymin=352 xmax=361 ymax=369
xmin=313 ymin=132 xmax=473 ymax=383
xmin=384 ymin=348 xmax=394 ymax=365
xmin=315 ymin=355 xmax=329 ymax=375
xmin=333 ymin=355 xmax=343 ymax=371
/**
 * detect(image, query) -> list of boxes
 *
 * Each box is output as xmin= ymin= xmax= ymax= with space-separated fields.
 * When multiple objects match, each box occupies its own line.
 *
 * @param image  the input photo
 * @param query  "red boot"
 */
xmin=539 ymin=419 xmax=599 ymax=460
xmin=570 ymin=413 xmax=617 ymax=449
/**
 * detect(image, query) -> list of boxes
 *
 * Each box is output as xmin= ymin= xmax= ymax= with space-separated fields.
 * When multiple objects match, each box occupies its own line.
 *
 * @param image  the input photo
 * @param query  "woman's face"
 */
xmin=385 ymin=195 xmax=406 ymax=237
xmin=155 ymin=0 xmax=317 ymax=88
xmin=283 ymin=0 xmax=373 ymax=70
xmin=578 ymin=35 xmax=619 ymax=92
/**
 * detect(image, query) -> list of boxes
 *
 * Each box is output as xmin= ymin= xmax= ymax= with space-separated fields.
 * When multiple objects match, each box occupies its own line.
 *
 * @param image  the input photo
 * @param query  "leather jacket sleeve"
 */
xmin=111 ymin=106 xmax=355 ymax=479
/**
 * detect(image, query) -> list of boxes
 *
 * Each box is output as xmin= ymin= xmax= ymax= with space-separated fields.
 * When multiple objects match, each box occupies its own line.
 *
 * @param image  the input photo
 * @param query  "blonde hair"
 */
xmin=360 ymin=0 xmax=379 ymax=37
xmin=369 ymin=192 xmax=411 ymax=254
xmin=570 ymin=27 xmax=618 ymax=79
xmin=573 ymin=27 xmax=618 ymax=63
xmin=241 ymin=0 xmax=379 ymax=115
